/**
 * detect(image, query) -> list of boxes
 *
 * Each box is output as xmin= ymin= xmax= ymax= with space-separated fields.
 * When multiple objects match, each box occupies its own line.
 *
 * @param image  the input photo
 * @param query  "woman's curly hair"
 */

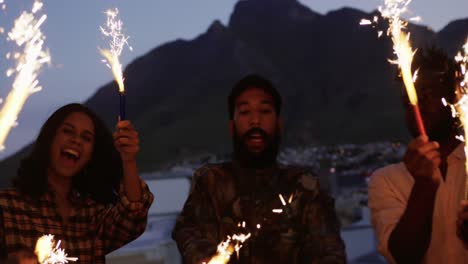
xmin=13 ymin=103 xmax=123 ymax=204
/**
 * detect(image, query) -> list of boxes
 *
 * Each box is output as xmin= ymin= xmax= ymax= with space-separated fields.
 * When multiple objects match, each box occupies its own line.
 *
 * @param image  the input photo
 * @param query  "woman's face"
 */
xmin=48 ymin=112 xmax=95 ymax=180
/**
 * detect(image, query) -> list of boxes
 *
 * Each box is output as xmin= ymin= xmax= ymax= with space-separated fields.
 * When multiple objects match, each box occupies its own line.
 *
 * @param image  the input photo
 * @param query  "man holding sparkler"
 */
xmin=0 ymin=103 xmax=153 ymax=263
xmin=173 ymin=75 xmax=346 ymax=264
xmin=368 ymin=48 xmax=468 ymax=263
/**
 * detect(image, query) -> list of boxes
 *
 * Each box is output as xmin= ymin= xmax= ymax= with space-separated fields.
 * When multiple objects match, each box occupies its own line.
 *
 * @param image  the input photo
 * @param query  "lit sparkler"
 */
xmin=99 ymin=8 xmax=132 ymax=120
xmin=0 ymin=0 xmax=51 ymax=151
xmin=362 ymin=0 xmax=426 ymax=136
xmin=204 ymin=232 xmax=251 ymax=264
xmin=35 ymin=235 xmax=78 ymax=264
xmin=443 ymin=38 xmax=468 ymax=199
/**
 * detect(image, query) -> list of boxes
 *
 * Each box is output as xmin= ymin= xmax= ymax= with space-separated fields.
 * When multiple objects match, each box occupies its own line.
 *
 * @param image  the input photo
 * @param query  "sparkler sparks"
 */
xmin=99 ymin=8 xmax=132 ymax=120
xmin=0 ymin=0 xmax=51 ymax=151
xmin=35 ymin=235 xmax=78 ymax=264
xmin=205 ymin=232 xmax=251 ymax=264
xmin=382 ymin=0 xmax=425 ymax=135
xmin=362 ymin=0 xmax=426 ymax=135
xmin=273 ymin=193 xmax=294 ymax=214
xmin=443 ymin=38 xmax=468 ymax=199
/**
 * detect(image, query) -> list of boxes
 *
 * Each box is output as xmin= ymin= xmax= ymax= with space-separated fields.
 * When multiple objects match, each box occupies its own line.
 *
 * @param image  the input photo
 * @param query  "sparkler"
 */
xmin=205 ymin=232 xmax=251 ymax=264
xmin=443 ymin=38 xmax=468 ymax=199
xmin=99 ymin=8 xmax=132 ymax=120
xmin=35 ymin=235 xmax=78 ymax=264
xmin=0 ymin=0 xmax=51 ymax=151
xmin=361 ymin=0 xmax=426 ymax=136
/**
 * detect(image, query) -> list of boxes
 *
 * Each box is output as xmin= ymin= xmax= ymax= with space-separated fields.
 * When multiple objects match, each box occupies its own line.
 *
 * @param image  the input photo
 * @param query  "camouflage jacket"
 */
xmin=172 ymin=161 xmax=346 ymax=264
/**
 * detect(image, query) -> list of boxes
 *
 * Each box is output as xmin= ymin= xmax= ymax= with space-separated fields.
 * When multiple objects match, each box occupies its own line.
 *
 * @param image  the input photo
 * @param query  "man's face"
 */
xmin=403 ymin=75 xmax=455 ymax=140
xmin=230 ymin=87 xmax=282 ymax=165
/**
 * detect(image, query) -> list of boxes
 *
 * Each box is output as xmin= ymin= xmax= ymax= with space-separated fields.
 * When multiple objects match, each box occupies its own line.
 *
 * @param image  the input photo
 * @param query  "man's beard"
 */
xmin=232 ymin=126 xmax=280 ymax=169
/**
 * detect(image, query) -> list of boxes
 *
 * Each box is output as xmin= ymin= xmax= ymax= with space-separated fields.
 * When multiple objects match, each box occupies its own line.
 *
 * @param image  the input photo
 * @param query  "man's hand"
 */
xmin=113 ymin=120 xmax=140 ymax=163
xmin=403 ymin=135 xmax=441 ymax=186
xmin=457 ymin=200 xmax=468 ymax=246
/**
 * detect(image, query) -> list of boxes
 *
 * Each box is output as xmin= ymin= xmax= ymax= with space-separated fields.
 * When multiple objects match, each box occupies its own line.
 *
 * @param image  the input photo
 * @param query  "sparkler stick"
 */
xmin=99 ymin=8 xmax=132 ymax=120
xmin=35 ymin=235 xmax=78 ymax=264
xmin=443 ymin=38 xmax=468 ymax=199
xmin=0 ymin=0 xmax=51 ymax=151
xmin=362 ymin=0 xmax=426 ymax=136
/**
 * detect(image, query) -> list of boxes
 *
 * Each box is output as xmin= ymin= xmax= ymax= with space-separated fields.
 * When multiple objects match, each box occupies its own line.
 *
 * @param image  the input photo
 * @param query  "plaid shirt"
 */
xmin=0 ymin=179 xmax=153 ymax=263
xmin=173 ymin=161 xmax=346 ymax=264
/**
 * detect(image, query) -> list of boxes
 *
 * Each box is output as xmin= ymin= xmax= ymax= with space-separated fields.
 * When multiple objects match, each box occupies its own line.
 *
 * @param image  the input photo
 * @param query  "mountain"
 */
xmin=437 ymin=18 xmax=468 ymax=56
xmin=0 ymin=0 xmax=466 ymax=186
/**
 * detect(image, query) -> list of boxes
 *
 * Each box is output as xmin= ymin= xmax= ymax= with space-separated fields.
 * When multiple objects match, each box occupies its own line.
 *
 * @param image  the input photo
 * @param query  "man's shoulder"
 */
xmin=279 ymin=163 xmax=315 ymax=176
xmin=194 ymin=162 xmax=231 ymax=175
xmin=368 ymin=162 xmax=411 ymax=194
xmin=279 ymin=163 xmax=320 ymax=192
xmin=192 ymin=162 xmax=235 ymax=183
xmin=369 ymin=162 xmax=407 ymax=182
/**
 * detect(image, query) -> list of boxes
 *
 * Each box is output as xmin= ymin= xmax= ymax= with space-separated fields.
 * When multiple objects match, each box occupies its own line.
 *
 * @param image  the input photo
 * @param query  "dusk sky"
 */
xmin=0 ymin=0 xmax=467 ymax=160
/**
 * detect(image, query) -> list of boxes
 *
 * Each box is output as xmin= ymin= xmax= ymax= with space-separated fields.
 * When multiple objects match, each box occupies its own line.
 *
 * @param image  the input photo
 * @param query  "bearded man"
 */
xmin=172 ymin=74 xmax=346 ymax=264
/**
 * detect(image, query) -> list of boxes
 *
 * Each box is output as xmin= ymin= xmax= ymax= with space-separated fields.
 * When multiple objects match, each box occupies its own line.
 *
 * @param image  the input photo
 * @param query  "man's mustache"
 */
xmin=241 ymin=127 xmax=269 ymax=141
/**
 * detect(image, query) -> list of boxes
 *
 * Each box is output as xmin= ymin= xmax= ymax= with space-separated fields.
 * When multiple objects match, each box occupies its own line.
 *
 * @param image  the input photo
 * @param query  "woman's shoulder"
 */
xmin=0 ymin=188 xmax=32 ymax=207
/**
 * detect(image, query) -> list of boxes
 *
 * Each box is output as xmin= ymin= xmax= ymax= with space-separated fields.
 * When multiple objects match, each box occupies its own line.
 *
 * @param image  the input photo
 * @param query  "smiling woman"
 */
xmin=0 ymin=103 xmax=154 ymax=263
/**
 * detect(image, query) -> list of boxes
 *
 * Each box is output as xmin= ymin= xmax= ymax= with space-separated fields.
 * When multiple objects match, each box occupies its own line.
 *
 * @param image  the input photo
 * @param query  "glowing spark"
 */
xmin=206 ymin=233 xmax=251 ymax=264
xmin=273 ymin=193 xmax=294 ymax=214
xmin=32 ymin=1 xmax=43 ymax=13
xmin=412 ymin=69 xmax=419 ymax=82
xmin=35 ymin=235 xmax=78 ymax=264
xmin=446 ymin=38 xmax=468 ymax=199
xmin=256 ymin=224 xmax=261 ymax=229
xmin=99 ymin=8 xmax=132 ymax=94
xmin=279 ymin=194 xmax=286 ymax=206
xmin=359 ymin=19 xmax=372 ymax=25
xmin=0 ymin=0 xmax=51 ymax=151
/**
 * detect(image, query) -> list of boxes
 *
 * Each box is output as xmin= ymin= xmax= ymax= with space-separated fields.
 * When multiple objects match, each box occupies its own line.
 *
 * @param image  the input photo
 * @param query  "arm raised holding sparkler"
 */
xmin=95 ymin=118 xmax=154 ymax=254
xmin=369 ymin=48 xmax=462 ymax=264
xmin=0 ymin=104 xmax=153 ymax=263
xmin=113 ymin=120 xmax=142 ymax=202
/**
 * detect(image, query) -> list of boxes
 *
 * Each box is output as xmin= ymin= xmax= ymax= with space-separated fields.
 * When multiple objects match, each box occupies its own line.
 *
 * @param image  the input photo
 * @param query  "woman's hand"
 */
xmin=114 ymin=120 xmax=140 ymax=163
